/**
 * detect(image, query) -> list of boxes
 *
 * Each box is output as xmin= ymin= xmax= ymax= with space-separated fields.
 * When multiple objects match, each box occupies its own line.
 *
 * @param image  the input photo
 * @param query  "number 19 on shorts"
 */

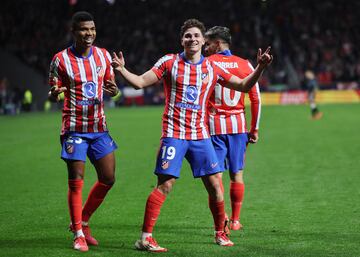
xmin=161 ymin=146 xmax=176 ymax=160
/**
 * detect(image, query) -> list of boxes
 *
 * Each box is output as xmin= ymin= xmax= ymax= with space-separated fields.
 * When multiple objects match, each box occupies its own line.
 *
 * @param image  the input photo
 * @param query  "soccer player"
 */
xmin=48 ymin=11 xmax=119 ymax=252
xmin=304 ymin=70 xmax=323 ymax=119
xmin=204 ymin=26 xmax=261 ymax=232
xmin=112 ymin=19 xmax=272 ymax=252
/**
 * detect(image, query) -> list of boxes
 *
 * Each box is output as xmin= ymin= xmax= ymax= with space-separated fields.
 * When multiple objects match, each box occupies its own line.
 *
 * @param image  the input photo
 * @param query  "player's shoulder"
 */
xmin=154 ymin=53 xmax=176 ymax=67
xmin=232 ymin=55 xmax=248 ymax=63
xmin=231 ymin=55 xmax=254 ymax=70
xmin=51 ymin=48 xmax=69 ymax=63
xmin=93 ymin=46 xmax=111 ymax=56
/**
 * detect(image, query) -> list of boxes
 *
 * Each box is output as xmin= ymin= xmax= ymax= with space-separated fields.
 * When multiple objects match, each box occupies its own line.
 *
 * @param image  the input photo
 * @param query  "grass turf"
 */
xmin=0 ymin=103 xmax=359 ymax=257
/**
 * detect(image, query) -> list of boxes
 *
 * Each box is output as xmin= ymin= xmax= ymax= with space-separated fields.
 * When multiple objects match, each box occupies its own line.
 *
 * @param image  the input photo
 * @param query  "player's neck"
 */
xmin=73 ymin=44 xmax=92 ymax=58
xmin=184 ymin=51 xmax=202 ymax=64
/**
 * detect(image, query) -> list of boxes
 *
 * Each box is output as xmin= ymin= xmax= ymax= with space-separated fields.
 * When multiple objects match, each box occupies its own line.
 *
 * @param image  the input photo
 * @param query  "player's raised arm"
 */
xmin=111 ymin=51 xmax=159 ymax=90
xmin=226 ymin=46 xmax=273 ymax=92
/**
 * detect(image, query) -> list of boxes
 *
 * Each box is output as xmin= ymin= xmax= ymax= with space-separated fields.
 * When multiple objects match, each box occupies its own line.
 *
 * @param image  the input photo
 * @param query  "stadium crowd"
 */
xmin=1 ymin=0 xmax=359 ymax=92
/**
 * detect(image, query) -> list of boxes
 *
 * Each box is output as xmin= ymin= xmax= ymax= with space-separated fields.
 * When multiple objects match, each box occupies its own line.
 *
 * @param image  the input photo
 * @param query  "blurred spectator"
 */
xmin=1 ymin=0 xmax=359 ymax=101
xmin=0 ymin=77 xmax=8 ymax=114
xmin=22 ymin=89 xmax=33 ymax=112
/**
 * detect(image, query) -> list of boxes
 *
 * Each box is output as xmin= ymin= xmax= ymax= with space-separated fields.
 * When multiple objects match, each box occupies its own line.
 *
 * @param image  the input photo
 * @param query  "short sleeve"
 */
xmin=151 ymin=54 xmax=174 ymax=80
xmin=48 ymin=55 xmax=63 ymax=88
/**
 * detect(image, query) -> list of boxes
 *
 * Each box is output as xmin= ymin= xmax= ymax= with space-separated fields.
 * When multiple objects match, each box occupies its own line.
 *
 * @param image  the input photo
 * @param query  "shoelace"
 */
xmin=217 ymin=232 xmax=229 ymax=241
xmin=147 ymin=237 xmax=159 ymax=247
xmin=75 ymin=237 xmax=86 ymax=243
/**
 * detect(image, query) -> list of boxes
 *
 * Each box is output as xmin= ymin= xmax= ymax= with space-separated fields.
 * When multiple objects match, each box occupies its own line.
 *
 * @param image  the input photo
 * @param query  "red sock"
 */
xmin=82 ymin=181 xmax=113 ymax=222
xmin=142 ymin=189 xmax=166 ymax=233
xmin=68 ymin=179 xmax=84 ymax=231
xmin=230 ymin=182 xmax=245 ymax=221
xmin=209 ymin=199 xmax=225 ymax=231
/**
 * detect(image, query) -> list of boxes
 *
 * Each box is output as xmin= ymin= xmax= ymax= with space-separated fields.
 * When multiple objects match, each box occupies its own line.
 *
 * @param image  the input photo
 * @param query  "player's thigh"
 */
xmin=87 ymin=132 xmax=117 ymax=163
xmin=93 ymin=152 xmax=116 ymax=184
xmin=186 ymin=139 xmax=221 ymax=178
xmin=211 ymin=135 xmax=228 ymax=171
xmin=66 ymin=160 xmax=86 ymax=179
xmin=227 ymin=133 xmax=248 ymax=173
xmin=154 ymin=137 xmax=187 ymax=178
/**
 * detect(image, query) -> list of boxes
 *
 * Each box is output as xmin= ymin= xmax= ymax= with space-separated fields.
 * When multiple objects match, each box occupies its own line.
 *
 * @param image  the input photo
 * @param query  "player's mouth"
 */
xmin=84 ymin=37 xmax=94 ymax=44
xmin=187 ymin=42 xmax=199 ymax=48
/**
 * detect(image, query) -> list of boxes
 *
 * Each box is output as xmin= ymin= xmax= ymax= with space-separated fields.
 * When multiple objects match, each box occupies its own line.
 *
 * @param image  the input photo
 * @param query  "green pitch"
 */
xmin=0 ymin=104 xmax=359 ymax=257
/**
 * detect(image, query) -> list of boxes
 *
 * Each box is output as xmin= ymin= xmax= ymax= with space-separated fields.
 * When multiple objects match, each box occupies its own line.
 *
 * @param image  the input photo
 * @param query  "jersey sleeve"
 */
xmin=104 ymin=50 xmax=115 ymax=81
xmin=246 ymin=61 xmax=261 ymax=133
xmin=48 ymin=54 xmax=63 ymax=88
xmin=151 ymin=54 xmax=174 ymax=80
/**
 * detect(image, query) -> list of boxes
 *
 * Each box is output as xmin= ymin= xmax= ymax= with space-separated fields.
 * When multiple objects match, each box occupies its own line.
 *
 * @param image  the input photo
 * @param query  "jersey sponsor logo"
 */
xmin=83 ymin=81 xmax=96 ymax=99
xmin=185 ymin=85 xmax=198 ymax=103
xmin=214 ymin=61 xmax=239 ymax=69
xmin=76 ymin=99 xmax=101 ymax=106
xmin=175 ymin=102 xmax=201 ymax=110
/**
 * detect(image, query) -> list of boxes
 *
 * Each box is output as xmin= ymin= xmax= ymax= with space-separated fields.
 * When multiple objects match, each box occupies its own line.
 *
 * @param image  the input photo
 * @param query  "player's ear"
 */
xmin=200 ymin=36 xmax=205 ymax=46
xmin=180 ymin=38 xmax=185 ymax=47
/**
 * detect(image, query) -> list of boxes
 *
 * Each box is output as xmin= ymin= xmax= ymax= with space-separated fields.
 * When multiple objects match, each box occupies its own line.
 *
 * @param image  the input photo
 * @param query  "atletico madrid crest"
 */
xmin=66 ymin=144 xmax=74 ymax=154
xmin=161 ymin=160 xmax=169 ymax=170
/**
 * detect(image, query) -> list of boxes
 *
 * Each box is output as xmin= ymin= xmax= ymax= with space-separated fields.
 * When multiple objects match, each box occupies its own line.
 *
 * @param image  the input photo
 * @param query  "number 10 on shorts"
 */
xmin=161 ymin=146 xmax=176 ymax=160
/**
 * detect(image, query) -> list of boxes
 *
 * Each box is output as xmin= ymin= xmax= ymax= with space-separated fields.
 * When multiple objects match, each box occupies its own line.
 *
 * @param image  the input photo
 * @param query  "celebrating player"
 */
xmin=204 ymin=26 xmax=262 ymax=232
xmin=112 ymin=19 xmax=272 ymax=252
xmin=48 ymin=11 xmax=119 ymax=252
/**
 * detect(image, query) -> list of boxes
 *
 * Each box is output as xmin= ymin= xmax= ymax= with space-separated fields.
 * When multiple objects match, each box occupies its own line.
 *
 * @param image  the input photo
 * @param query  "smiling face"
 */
xmin=181 ymin=27 xmax=205 ymax=55
xmin=72 ymin=21 xmax=96 ymax=50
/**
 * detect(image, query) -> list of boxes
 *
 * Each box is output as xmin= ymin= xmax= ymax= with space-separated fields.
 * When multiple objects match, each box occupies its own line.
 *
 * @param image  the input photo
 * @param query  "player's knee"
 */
xmin=157 ymin=182 xmax=173 ymax=195
xmin=230 ymin=171 xmax=243 ymax=183
xmin=68 ymin=170 xmax=84 ymax=180
xmin=99 ymin=176 xmax=115 ymax=186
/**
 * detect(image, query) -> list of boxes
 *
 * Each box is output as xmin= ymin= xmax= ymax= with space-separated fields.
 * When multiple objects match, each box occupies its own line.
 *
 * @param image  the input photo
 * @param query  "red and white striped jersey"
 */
xmin=49 ymin=46 xmax=114 ymax=135
xmin=151 ymin=53 xmax=232 ymax=140
xmin=207 ymin=50 xmax=261 ymax=135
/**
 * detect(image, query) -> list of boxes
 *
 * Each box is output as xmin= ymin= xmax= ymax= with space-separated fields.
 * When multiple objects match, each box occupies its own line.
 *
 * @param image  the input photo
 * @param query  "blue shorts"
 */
xmin=60 ymin=132 xmax=117 ymax=163
xmin=155 ymin=137 xmax=221 ymax=178
xmin=211 ymin=133 xmax=248 ymax=173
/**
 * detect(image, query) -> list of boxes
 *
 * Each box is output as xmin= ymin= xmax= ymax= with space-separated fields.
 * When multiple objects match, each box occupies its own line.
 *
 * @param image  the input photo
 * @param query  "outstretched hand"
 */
xmin=111 ymin=51 xmax=125 ymax=72
xmin=104 ymin=79 xmax=119 ymax=97
xmin=48 ymin=77 xmax=66 ymax=102
xmin=257 ymin=46 xmax=273 ymax=68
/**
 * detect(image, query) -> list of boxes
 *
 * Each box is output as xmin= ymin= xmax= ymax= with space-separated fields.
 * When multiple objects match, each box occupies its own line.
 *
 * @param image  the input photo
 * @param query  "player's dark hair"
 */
xmin=205 ymin=26 xmax=232 ymax=46
xmin=71 ymin=11 xmax=94 ymax=31
xmin=180 ymin=19 xmax=206 ymax=38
